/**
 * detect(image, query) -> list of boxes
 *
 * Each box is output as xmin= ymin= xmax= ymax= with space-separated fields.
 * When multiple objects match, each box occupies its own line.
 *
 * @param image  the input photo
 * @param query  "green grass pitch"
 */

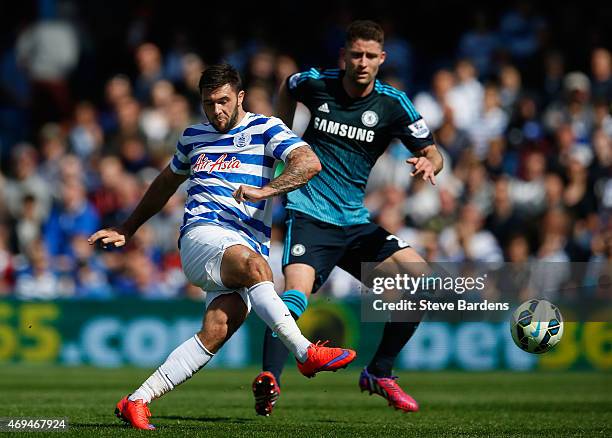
xmin=1 ymin=366 xmax=610 ymax=437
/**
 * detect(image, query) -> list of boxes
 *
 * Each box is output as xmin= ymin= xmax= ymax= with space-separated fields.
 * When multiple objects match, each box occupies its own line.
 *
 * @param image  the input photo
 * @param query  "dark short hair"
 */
xmin=345 ymin=20 xmax=384 ymax=46
xmin=198 ymin=64 xmax=242 ymax=95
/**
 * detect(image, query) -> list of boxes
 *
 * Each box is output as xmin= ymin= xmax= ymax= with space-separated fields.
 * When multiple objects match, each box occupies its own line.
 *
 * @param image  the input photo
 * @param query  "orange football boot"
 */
xmin=297 ymin=341 xmax=356 ymax=378
xmin=115 ymin=395 xmax=155 ymax=430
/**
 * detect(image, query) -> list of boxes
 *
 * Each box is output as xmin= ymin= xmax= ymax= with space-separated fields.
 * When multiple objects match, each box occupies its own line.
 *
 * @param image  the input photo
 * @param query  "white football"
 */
xmin=510 ymin=299 xmax=564 ymax=354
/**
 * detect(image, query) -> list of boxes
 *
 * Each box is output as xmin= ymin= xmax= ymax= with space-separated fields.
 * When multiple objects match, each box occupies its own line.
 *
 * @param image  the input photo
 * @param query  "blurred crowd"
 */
xmin=0 ymin=1 xmax=610 ymax=300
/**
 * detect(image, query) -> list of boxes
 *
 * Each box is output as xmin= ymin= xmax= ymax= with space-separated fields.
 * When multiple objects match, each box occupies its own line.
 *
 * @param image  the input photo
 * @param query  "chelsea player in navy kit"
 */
xmin=252 ymin=20 xmax=443 ymax=415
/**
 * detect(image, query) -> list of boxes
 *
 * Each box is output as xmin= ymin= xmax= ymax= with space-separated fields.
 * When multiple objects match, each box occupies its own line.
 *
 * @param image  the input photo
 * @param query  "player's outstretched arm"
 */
xmin=88 ymin=165 xmax=188 ymax=248
xmin=406 ymin=144 xmax=444 ymax=186
xmin=233 ymin=145 xmax=321 ymax=203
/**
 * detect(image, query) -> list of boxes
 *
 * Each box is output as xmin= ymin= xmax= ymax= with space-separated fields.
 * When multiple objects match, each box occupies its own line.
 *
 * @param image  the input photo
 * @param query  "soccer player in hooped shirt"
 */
xmin=252 ymin=21 xmax=443 ymax=415
xmin=88 ymin=64 xmax=356 ymax=430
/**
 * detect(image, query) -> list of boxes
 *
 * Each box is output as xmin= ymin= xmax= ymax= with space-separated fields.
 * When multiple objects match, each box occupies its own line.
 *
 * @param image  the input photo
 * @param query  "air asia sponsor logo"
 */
xmin=193 ymin=153 xmax=242 ymax=173
xmin=313 ymin=117 xmax=375 ymax=142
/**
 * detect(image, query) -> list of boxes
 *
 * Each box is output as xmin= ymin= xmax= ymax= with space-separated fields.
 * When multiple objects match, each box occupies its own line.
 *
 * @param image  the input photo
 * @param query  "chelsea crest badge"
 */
xmin=361 ymin=110 xmax=379 ymax=127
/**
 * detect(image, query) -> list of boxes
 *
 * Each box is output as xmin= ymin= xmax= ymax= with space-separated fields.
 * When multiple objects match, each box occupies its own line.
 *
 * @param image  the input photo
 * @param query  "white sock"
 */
xmin=129 ymin=335 xmax=214 ymax=403
xmin=248 ymin=281 xmax=311 ymax=362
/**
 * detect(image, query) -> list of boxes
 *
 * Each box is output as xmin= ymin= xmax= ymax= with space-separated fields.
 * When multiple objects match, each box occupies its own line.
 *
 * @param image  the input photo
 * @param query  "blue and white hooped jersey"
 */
xmin=170 ymin=112 xmax=307 ymax=257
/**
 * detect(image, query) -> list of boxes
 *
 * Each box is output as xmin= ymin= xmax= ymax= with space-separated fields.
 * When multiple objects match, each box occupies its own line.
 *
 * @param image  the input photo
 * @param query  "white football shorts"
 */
xmin=179 ymin=223 xmax=253 ymax=311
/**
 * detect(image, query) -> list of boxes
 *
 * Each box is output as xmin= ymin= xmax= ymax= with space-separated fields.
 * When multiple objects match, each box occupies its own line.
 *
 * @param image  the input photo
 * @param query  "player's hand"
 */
xmin=87 ymin=227 xmax=130 ymax=249
xmin=232 ymin=185 xmax=270 ymax=203
xmin=407 ymin=157 xmax=436 ymax=185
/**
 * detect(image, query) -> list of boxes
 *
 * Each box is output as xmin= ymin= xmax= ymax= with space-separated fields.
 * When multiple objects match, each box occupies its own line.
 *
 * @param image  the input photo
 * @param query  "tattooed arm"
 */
xmin=265 ymin=145 xmax=322 ymax=196
xmin=233 ymin=145 xmax=321 ymax=203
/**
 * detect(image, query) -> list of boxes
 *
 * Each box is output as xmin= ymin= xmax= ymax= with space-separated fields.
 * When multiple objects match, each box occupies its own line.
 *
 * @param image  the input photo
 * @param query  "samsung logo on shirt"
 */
xmin=313 ymin=117 xmax=375 ymax=142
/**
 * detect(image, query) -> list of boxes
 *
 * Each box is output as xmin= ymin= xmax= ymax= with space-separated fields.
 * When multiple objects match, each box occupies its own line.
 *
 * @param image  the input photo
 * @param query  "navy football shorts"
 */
xmin=282 ymin=210 xmax=411 ymax=293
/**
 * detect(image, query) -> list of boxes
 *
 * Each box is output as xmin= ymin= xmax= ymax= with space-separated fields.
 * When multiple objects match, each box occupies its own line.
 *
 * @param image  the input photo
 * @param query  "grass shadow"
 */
xmin=157 ymin=415 xmax=255 ymax=424
xmin=70 ymin=423 xmax=128 ymax=428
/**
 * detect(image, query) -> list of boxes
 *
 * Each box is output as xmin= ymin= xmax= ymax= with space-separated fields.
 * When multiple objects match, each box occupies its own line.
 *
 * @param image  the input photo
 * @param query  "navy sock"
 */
xmin=262 ymin=290 xmax=308 ymax=386
xmin=367 ymin=321 xmax=421 ymax=378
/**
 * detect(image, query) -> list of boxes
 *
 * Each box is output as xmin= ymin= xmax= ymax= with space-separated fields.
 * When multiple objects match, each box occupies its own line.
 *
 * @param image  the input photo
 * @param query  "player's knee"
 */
xmin=209 ymin=323 xmax=229 ymax=343
xmin=243 ymin=254 xmax=272 ymax=286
